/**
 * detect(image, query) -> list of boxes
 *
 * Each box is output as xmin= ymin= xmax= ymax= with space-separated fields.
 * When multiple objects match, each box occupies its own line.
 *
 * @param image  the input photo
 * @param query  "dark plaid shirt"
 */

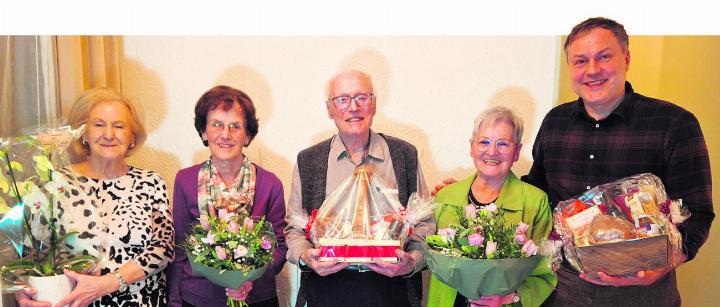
xmin=524 ymin=82 xmax=713 ymax=262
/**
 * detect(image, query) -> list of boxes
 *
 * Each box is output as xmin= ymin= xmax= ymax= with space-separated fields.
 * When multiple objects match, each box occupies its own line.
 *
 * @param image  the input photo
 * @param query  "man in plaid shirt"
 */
xmin=524 ymin=17 xmax=714 ymax=306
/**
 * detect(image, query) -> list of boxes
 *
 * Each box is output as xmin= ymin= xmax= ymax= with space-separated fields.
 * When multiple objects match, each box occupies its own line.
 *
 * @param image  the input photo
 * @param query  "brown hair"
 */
xmin=565 ymin=17 xmax=629 ymax=55
xmin=193 ymin=85 xmax=259 ymax=147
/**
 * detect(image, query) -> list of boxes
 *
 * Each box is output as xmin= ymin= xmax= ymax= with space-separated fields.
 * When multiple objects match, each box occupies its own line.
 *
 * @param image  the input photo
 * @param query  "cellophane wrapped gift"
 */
xmin=1 ymin=126 xmax=103 ymax=304
xmin=307 ymin=166 xmax=434 ymax=263
xmin=553 ymin=173 xmax=689 ymax=277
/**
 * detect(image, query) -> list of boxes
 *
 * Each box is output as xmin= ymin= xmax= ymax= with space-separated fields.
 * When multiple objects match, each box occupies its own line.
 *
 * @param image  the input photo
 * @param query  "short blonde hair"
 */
xmin=67 ymin=88 xmax=146 ymax=163
xmin=471 ymin=106 xmax=524 ymax=144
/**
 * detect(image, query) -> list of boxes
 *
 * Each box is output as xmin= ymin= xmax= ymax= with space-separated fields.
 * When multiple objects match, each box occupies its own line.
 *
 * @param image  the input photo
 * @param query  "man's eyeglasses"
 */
xmin=473 ymin=138 xmax=515 ymax=154
xmin=207 ymin=121 xmax=244 ymax=134
xmin=329 ymin=93 xmax=374 ymax=110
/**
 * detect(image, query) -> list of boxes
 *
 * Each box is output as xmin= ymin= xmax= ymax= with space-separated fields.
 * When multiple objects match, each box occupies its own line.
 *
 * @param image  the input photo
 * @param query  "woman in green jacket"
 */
xmin=428 ymin=107 xmax=556 ymax=307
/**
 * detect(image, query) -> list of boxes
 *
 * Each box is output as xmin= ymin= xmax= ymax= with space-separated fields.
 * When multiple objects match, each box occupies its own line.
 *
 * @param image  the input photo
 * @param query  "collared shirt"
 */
xmin=285 ymin=131 xmax=430 ymax=273
xmin=524 ymin=81 xmax=714 ymax=261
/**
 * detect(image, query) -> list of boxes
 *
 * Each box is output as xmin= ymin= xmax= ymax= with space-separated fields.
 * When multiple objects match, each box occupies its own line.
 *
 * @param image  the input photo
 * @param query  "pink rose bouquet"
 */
xmin=424 ymin=204 xmax=539 ymax=298
xmin=182 ymin=209 xmax=275 ymax=307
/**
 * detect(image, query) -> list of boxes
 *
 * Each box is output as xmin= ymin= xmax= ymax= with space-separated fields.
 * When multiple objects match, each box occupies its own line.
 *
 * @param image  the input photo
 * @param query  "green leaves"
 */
xmin=429 ymin=206 xmax=526 ymax=259
xmin=32 ymin=155 xmax=53 ymax=181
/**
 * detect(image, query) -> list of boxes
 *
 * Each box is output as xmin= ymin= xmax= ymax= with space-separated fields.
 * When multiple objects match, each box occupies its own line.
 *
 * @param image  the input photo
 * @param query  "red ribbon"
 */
xmin=305 ymin=209 xmax=318 ymax=239
xmin=319 ymin=245 xmax=398 ymax=259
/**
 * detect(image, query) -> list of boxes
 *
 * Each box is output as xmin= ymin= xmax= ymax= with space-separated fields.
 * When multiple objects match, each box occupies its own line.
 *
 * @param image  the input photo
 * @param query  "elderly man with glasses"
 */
xmin=284 ymin=70 xmax=434 ymax=307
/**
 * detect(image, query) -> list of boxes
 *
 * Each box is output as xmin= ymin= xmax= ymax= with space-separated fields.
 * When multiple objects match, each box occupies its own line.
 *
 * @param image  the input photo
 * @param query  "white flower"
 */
xmin=201 ymin=233 xmax=216 ymax=244
xmin=22 ymin=183 xmax=50 ymax=217
xmin=44 ymin=172 xmax=70 ymax=197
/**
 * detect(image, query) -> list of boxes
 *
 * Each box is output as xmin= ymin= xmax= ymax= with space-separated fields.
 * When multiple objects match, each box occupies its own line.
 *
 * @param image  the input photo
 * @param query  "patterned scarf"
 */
xmin=198 ymin=156 xmax=256 ymax=219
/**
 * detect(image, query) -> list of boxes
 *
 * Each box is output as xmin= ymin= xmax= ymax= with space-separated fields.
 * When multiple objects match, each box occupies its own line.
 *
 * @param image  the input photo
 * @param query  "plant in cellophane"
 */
xmin=424 ymin=203 xmax=540 ymax=300
xmin=0 ymin=125 xmax=100 ymax=305
xmin=182 ymin=206 xmax=275 ymax=307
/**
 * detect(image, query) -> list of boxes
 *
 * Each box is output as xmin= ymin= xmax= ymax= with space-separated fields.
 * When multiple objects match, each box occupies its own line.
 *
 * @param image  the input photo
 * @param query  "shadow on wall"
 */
xmin=486 ymin=86 xmax=537 ymax=177
xmin=337 ymin=47 xmax=466 ymax=191
xmin=190 ymin=65 xmax=294 ymax=307
xmin=120 ymin=57 xmax=182 ymax=199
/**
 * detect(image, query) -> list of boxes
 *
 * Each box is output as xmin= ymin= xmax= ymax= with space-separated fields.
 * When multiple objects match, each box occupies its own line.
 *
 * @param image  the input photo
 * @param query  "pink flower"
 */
xmin=485 ymin=241 xmax=497 ymax=257
xmin=215 ymin=246 xmax=228 ymax=260
xmin=468 ymin=233 xmax=484 ymax=247
xmin=218 ymin=208 xmax=235 ymax=222
xmin=234 ymin=245 xmax=248 ymax=258
xmin=199 ymin=216 xmax=210 ymax=231
xmin=515 ymin=233 xmax=527 ymax=245
xmin=227 ymin=221 xmax=240 ymax=234
xmin=201 ymin=233 xmax=216 ymax=244
xmin=522 ymin=240 xmax=538 ymax=256
xmin=515 ymin=222 xmax=529 ymax=234
xmin=261 ymin=236 xmax=272 ymax=250
xmin=243 ymin=217 xmax=255 ymax=232
xmin=438 ymin=228 xmax=456 ymax=243
xmin=464 ymin=204 xmax=477 ymax=219
xmin=485 ymin=203 xmax=498 ymax=213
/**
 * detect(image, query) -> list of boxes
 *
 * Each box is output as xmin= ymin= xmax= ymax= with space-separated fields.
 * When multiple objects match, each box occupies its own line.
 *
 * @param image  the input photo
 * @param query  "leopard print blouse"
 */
xmin=55 ymin=166 xmax=175 ymax=306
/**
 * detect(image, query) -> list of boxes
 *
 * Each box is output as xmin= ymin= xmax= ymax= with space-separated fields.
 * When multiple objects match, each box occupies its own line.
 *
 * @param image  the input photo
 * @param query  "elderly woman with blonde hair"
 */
xmin=428 ymin=106 xmax=556 ymax=307
xmin=15 ymin=88 xmax=174 ymax=307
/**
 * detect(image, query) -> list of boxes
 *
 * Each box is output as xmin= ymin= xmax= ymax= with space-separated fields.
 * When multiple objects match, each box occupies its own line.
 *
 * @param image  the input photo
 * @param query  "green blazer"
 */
xmin=427 ymin=171 xmax=557 ymax=307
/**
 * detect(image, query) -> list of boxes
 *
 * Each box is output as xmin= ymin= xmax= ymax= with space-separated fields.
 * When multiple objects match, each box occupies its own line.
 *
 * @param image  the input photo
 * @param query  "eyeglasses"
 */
xmin=207 ymin=121 xmax=244 ymax=134
xmin=473 ymin=138 xmax=515 ymax=154
xmin=328 ymin=93 xmax=374 ymax=110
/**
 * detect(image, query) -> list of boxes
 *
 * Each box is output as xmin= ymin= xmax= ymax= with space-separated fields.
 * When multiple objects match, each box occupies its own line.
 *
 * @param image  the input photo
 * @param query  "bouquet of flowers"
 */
xmin=0 ymin=126 xmax=99 ymax=304
xmin=182 ymin=207 xmax=275 ymax=307
xmin=425 ymin=203 xmax=539 ymax=299
xmin=553 ymin=173 xmax=687 ymax=277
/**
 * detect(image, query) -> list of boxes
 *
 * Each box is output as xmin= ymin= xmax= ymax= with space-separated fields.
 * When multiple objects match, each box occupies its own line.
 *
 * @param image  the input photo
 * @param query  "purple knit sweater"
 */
xmin=168 ymin=162 xmax=287 ymax=306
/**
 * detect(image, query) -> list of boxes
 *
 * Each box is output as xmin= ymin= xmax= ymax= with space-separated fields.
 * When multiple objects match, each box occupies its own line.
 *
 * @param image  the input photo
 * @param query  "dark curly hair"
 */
xmin=194 ymin=85 xmax=259 ymax=147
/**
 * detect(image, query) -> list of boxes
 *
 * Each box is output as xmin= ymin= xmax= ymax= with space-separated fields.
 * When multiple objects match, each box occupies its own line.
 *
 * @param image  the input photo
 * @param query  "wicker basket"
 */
xmin=575 ymin=234 xmax=669 ymax=277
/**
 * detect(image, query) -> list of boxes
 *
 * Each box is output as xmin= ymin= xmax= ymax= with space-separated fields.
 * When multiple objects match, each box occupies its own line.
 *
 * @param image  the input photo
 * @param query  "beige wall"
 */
xmin=118 ymin=36 xmax=560 ymax=306
xmin=115 ymin=35 xmax=717 ymax=306
xmin=558 ymin=36 xmax=720 ymax=307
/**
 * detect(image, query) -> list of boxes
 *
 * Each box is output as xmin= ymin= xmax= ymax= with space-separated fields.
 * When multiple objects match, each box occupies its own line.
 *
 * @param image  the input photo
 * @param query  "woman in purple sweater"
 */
xmin=168 ymin=86 xmax=287 ymax=307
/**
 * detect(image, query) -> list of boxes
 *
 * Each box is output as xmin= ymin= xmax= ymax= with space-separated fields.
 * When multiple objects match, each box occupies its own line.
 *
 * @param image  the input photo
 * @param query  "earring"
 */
xmin=82 ymin=139 xmax=88 ymax=145
xmin=129 ymin=143 xmax=135 ymax=149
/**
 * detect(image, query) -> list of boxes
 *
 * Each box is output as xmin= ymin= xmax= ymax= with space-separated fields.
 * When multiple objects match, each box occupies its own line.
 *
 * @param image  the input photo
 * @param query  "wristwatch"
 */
xmin=114 ymin=272 xmax=128 ymax=292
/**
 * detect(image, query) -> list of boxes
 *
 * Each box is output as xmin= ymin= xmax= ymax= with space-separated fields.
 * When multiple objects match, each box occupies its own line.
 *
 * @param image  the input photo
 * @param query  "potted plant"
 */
xmin=0 ymin=126 xmax=96 ymax=305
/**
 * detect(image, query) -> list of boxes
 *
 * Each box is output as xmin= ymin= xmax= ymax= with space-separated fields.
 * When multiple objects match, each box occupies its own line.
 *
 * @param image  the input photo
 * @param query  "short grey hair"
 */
xmin=471 ymin=106 xmax=524 ymax=144
xmin=326 ymin=69 xmax=374 ymax=100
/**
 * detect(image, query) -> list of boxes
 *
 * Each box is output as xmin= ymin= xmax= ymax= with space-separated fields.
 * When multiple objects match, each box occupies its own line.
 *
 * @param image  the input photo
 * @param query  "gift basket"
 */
xmin=306 ymin=166 xmax=433 ymax=263
xmin=554 ymin=173 xmax=688 ymax=277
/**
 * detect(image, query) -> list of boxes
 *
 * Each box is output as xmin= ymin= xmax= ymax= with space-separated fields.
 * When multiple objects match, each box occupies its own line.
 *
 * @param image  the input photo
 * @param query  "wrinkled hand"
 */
xmin=226 ymin=281 xmax=253 ymax=301
xmin=14 ymin=287 xmax=51 ymax=307
xmin=431 ymin=178 xmax=457 ymax=196
xmin=469 ymin=292 xmax=516 ymax=307
xmin=364 ymin=249 xmax=415 ymax=277
xmin=56 ymin=270 xmax=116 ymax=307
xmin=301 ymin=248 xmax=351 ymax=276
